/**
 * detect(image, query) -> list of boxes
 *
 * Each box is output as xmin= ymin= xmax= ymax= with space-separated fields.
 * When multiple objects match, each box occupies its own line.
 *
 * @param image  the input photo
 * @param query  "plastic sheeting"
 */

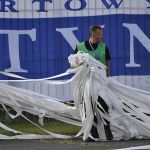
xmin=0 ymin=53 xmax=150 ymax=141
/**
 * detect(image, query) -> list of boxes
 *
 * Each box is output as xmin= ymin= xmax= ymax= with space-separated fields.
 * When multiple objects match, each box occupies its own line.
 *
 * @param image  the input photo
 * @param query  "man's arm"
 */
xmin=105 ymin=46 xmax=111 ymax=77
xmin=74 ymin=46 xmax=78 ymax=54
xmin=106 ymin=60 xmax=110 ymax=77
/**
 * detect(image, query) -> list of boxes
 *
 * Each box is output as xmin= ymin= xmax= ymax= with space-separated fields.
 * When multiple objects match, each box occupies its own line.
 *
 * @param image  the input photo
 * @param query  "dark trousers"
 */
xmin=90 ymin=96 xmax=113 ymax=140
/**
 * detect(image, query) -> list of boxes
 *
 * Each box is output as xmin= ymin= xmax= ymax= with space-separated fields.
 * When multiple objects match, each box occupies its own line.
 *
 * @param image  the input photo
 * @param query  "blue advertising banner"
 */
xmin=0 ymin=0 xmax=149 ymax=93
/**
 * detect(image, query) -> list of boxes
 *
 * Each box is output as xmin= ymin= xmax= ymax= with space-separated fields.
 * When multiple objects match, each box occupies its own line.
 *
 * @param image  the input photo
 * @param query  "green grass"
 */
xmin=0 ymin=120 xmax=80 ymax=136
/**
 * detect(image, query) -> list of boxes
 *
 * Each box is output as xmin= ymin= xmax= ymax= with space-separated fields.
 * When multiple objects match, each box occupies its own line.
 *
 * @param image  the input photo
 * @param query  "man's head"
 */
xmin=89 ymin=25 xmax=103 ymax=44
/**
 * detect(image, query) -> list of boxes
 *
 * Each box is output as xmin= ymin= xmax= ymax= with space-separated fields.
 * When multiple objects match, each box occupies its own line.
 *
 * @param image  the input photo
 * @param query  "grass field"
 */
xmin=0 ymin=120 xmax=80 ymax=136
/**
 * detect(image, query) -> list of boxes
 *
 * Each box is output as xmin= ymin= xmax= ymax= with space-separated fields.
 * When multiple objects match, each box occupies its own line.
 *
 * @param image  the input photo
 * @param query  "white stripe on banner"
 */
xmin=112 ymin=75 xmax=150 ymax=92
xmin=115 ymin=145 xmax=150 ymax=150
xmin=0 ymin=0 xmax=150 ymax=18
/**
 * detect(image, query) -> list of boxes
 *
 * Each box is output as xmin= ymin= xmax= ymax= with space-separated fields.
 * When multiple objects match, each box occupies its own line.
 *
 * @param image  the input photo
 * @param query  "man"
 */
xmin=74 ymin=25 xmax=111 ymax=77
xmin=74 ymin=25 xmax=113 ymax=141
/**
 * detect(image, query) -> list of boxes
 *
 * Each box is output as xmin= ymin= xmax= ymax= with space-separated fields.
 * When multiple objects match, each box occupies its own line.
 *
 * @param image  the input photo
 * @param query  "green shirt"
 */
xmin=77 ymin=42 xmax=106 ymax=64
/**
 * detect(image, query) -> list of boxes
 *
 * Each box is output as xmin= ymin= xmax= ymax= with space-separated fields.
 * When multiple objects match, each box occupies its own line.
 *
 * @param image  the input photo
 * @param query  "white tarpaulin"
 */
xmin=0 ymin=53 xmax=150 ymax=141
